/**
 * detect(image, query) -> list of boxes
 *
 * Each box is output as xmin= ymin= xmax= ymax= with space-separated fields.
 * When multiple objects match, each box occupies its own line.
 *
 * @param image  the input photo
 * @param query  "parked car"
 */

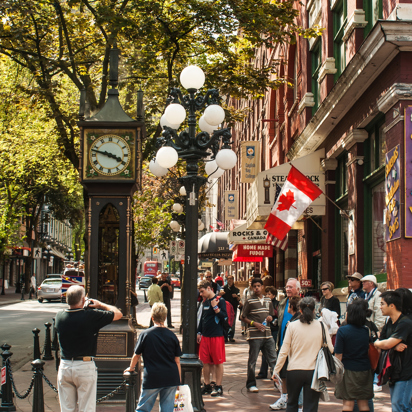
xmin=138 ymin=275 xmax=154 ymax=290
xmin=37 ymin=278 xmax=62 ymax=303
xmin=46 ymin=274 xmax=62 ymax=280
xmin=171 ymin=276 xmax=181 ymax=288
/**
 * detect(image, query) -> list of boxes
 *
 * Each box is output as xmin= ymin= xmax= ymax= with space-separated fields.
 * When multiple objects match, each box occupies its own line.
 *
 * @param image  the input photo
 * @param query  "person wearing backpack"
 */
xmin=197 ymin=279 xmax=227 ymax=397
xmin=374 ymin=291 xmax=412 ymax=412
xmin=241 ymin=277 xmax=277 ymax=393
xmin=220 ymin=274 xmax=240 ymax=342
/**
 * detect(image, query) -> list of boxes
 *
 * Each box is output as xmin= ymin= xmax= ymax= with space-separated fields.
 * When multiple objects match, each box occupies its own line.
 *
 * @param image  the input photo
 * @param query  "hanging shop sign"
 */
xmin=233 ymin=244 xmax=273 ymax=258
xmin=225 ymin=190 xmax=238 ymax=220
xmin=405 ymin=107 xmax=412 ymax=237
xmin=228 ymin=222 xmax=268 ymax=243
xmin=246 ymin=149 xmax=325 ymax=229
xmin=240 ymin=141 xmax=260 ymax=183
xmin=385 ymin=144 xmax=401 ymax=241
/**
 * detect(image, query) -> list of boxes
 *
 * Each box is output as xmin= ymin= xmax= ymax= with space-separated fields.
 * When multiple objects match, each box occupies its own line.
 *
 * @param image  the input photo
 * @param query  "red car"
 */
xmin=170 ymin=276 xmax=181 ymax=288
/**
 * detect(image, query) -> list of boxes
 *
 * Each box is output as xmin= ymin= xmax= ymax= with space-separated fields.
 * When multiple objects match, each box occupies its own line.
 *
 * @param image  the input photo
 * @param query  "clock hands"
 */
xmin=91 ymin=148 xmax=122 ymax=162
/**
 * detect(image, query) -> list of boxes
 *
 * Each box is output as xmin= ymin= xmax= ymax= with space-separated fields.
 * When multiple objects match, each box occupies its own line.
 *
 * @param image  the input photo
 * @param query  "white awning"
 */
xmin=50 ymin=247 xmax=66 ymax=259
xmin=246 ymin=149 xmax=326 ymax=229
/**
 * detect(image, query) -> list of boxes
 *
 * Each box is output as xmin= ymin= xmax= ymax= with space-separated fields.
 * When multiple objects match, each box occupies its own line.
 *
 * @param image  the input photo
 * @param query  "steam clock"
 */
xmin=78 ymin=44 xmax=144 ymax=397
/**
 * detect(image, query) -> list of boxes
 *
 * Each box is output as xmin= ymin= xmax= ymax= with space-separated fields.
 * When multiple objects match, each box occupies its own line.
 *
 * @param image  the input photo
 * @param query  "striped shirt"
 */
xmin=242 ymin=294 xmax=274 ymax=340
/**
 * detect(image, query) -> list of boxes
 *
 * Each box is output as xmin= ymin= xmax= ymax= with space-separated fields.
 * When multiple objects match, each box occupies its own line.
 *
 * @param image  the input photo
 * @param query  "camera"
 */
xmin=84 ymin=298 xmax=94 ymax=310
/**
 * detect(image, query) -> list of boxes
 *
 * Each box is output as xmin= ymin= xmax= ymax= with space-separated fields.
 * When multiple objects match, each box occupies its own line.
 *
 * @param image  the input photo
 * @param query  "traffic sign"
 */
xmin=33 ymin=248 xmax=42 ymax=259
xmin=169 ymin=241 xmax=177 ymax=255
xmin=181 ymin=259 xmax=184 ymax=264
xmin=159 ymin=250 xmax=169 ymax=260
xmin=1 ymin=366 xmax=6 ymax=385
xmin=177 ymin=240 xmax=185 ymax=254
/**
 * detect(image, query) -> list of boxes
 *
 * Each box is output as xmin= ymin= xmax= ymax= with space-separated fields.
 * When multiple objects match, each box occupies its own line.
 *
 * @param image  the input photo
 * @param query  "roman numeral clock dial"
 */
xmin=87 ymin=134 xmax=132 ymax=177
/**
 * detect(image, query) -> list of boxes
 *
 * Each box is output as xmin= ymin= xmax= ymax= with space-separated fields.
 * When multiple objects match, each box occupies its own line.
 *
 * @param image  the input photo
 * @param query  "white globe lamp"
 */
xmin=215 ymin=149 xmax=237 ymax=170
xmin=205 ymin=160 xmax=224 ymax=178
xmin=164 ymin=103 xmax=186 ymax=125
xmin=198 ymin=222 xmax=205 ymax=231
xmin=180 ymin=66 xmax=205 ymax=90
xmin=156 ymin=146 xmax=178 ymax=169
xmin=199 ymin=115 xmax=218 ymax=135
xmin=149 ymin=159 xmax=168 ymax=177
xmin=179 ymin=186 xmax=187 ymax=196
xmin=160 ymin=114 xmax=180 ymax=130
xmin=204 ymin=105 xmax=225 ymax=126
xmin=170 ymin=220 xmax=180 ymax=232
xmin=173 ymin=203 xmax=184 ymax=213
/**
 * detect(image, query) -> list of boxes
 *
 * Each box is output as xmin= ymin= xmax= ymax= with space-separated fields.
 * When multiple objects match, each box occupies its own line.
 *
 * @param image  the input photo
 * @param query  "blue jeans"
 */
xmin=390 ymin=380 xmax=412 ymax=412
xmin=136 ymin=386 xmax=177 ymax=411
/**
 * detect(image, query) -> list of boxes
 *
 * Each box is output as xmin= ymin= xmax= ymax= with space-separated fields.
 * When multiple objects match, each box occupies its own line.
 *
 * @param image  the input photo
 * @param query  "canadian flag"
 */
xmin=264 ymin=166 xmax=322 ymax=240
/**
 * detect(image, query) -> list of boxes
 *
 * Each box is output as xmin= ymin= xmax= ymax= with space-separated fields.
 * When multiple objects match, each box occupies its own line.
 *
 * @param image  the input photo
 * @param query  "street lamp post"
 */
xmin=153 ymin=66 xmax=236 ymax=411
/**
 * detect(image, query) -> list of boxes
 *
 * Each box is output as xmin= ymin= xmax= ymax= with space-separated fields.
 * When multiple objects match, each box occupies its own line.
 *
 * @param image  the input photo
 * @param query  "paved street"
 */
xmin=0 ymin=287 xmax=392 ymax=411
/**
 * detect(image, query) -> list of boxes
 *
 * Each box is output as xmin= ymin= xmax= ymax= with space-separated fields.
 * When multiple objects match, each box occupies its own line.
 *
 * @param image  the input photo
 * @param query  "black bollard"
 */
xmin=123 ymin=370 xmax=138 ymax=412
xmin=33 ymin=328 xmax=41 ymax=360
xmin=0 ymin=343 xmax=16 ymax=411
xmin=51 ymin=318 xmax=57 ymax=351
xmin=42 ymin=323 xmax=53 ymax=361
xmin=31 ymin=359 xmax=45 ymax=412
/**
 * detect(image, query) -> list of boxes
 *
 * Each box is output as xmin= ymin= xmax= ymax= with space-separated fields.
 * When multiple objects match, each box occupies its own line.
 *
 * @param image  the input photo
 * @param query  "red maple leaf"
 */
xmin=277 ymin=190 xmax=297 ymax=212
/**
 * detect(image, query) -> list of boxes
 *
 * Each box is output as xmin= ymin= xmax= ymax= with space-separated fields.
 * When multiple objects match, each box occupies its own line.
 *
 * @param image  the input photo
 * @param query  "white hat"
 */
xmin=361 ymin=274 xmax=377 ymax=285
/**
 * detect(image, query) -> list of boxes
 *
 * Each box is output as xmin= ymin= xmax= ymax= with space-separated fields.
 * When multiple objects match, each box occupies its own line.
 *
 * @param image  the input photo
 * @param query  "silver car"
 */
xmin=37 ymin=278 xmax=62 ymax=303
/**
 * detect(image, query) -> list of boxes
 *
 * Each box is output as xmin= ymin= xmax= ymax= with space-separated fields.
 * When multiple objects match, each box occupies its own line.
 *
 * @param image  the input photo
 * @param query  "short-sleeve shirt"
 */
xmin=55 ymin=308 xmax=114 ymax=359
xmin=197 ymin=295 xmax=227 ymax=337
xmin=242 ymin=294 xmax=274 ymax=340
xmin=158 ymin=279 xmax=172 ymax=300
xmin=380 ymin=314 xmax=412 ymax=382
xmin=135 ymin=327 xmax=182 ymax=389
xmin=334 ymin=324 xmax=370 ymax=371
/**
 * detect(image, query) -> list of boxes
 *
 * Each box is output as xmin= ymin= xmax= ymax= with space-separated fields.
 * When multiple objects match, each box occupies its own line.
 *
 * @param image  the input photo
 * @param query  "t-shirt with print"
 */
xmin=134 ymin=326 xmax=182 ymax=389
xmin=380 ymin=314 xmax=412 ymax=382
xmin=242 ymin=294 xmax=274 ymax=340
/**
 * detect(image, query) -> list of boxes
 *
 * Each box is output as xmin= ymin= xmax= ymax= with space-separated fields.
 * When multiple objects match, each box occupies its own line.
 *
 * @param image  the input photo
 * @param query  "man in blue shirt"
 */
xmin=347 ymin=272 xmax=366 ymax=305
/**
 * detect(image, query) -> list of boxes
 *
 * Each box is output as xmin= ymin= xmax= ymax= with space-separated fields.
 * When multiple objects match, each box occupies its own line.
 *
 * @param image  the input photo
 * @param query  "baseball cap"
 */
xmin=361 ymin=274 xmax=377 ymax=285
xmin=347 ymin=272 xmax=363 ymax=281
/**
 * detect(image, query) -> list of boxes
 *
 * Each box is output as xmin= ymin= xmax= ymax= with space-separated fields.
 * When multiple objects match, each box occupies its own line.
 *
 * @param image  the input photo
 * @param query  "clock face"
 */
xmin=89 ymin=134 xmax=131 ymax=176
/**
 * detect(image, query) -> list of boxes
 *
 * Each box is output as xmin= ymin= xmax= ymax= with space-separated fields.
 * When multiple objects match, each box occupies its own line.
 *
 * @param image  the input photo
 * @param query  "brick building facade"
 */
xmin=219 ymin=1 xmax=412 ymax=290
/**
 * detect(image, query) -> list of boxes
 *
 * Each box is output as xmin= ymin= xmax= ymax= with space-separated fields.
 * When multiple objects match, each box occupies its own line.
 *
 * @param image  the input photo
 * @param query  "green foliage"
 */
xmin=0 ymin=56 xmax=83 ymax=258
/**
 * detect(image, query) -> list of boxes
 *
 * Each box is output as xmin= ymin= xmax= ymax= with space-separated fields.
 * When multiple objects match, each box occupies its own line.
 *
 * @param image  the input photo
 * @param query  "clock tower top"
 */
xmin=78 ymin=43 xmax=145 ymax=195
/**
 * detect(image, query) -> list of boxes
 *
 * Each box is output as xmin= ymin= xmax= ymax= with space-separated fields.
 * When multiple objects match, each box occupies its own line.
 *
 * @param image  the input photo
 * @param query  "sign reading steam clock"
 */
xmin=78 ymin=44 xmax=144 ymax=399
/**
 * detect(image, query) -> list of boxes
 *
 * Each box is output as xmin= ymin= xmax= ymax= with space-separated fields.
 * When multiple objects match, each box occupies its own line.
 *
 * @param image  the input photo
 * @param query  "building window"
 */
xmin=333 ymin=0 xmax=346 ymax=81
xmin=364 ymin=116 xmax=386 ymax=278
xmin=294 ymin=48 xmax=298 ymax=102
xmin=336 ymin=152 xmax=348 ymax=199
xmin=311 ymin=40 xmax=322 ymax=113
xmin=364 ymin=0 xmax=382 ymax=37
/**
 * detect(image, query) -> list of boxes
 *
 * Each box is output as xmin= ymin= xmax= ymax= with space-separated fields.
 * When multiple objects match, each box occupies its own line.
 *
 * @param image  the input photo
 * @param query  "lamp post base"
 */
xmin=180 ymin=355 xmax=205 ymax=412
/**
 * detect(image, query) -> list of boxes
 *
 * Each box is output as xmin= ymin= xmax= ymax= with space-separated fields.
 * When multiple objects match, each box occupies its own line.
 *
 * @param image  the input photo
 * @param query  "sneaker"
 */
xmin=269 ymin=398 xmax=287 ymax=410
xmin=229 ymin=338 xmax=235 ymax=342
xmin=201 ymin=384 xmax=212 ymax=395
xmin=210 ymin=385 xmax=223 ymax=397
xmin=373 ymin=384 xmax=382 ymax=392
xmin=248 ymin=386 xmax=259 ymax=393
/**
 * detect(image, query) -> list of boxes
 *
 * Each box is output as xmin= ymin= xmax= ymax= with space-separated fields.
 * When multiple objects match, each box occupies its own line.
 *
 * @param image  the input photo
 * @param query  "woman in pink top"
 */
xmin=272 ymin=297 xmax=333 ymax=412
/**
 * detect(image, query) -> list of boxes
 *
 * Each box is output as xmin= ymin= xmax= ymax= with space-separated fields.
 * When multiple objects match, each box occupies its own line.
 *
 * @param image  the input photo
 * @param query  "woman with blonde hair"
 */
xmin=319 ymin=281 xmax=341 ymax=318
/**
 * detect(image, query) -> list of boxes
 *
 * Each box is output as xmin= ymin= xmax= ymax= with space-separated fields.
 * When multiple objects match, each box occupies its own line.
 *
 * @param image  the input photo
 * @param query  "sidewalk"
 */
xmin=0 ymin=286 xmax=27 ymax=307
xmin=5 ymin=291 xmax=392 ymax=412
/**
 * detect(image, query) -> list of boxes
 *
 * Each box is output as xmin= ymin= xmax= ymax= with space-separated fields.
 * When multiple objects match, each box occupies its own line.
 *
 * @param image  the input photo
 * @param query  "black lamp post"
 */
xmin=152 ymin=66 xmax=237 ymax=411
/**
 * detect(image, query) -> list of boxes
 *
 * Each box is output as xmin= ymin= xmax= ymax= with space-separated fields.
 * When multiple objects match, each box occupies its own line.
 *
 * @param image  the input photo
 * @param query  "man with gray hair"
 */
xmin=270 ymin=277 xmax=301 ymax=410
xmin=55 ymin=285 xmax=122 ymax=412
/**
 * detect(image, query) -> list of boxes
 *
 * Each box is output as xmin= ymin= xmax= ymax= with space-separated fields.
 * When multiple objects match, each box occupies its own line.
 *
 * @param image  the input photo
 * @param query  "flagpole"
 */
xmin=321 ymin=191 xmax=352 ymax=220
xmin=306 ymin=215 xmax=326 ymax=233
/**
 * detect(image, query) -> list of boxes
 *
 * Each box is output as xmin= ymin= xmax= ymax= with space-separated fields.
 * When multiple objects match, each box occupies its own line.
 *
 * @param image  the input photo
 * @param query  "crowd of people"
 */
xmin=196 ymin=271 xmax=412 ymax=412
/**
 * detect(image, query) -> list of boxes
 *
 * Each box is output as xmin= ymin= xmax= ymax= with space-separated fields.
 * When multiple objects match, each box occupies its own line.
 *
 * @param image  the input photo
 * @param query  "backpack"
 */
xmin=215 ymin=296 xmax=235 ymax=335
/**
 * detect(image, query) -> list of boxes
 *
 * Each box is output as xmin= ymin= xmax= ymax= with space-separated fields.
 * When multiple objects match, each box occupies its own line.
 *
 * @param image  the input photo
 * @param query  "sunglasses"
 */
xmin=206 ymin=276 xmax=212 ymax=279
xmin=321 ymin=288 xmax=329 ymax=291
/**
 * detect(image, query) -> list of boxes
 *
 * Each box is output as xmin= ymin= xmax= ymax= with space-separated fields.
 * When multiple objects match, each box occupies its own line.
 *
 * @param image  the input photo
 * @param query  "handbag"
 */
xmin=320 ymin=321 xmax=336 ymax=375
xmin=174 ymin=384 xmax=194 ymax=412
xmin=367 ymin=326 xmax=379 ymax=371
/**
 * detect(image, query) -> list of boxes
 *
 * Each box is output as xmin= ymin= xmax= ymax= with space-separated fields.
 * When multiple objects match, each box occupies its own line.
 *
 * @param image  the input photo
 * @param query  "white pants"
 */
xmin=57 ymin=360 xmax=97 ymax=412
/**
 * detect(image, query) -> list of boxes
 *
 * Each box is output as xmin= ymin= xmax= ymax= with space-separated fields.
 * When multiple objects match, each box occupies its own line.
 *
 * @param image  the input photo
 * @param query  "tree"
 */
xmin=0 ymin=57 xmax=83 ymax=289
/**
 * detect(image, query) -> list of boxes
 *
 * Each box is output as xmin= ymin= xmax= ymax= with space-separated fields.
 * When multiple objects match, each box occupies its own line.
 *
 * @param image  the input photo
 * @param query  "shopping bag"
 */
xmin=174 ymin=385 xmax=194 ymax=412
